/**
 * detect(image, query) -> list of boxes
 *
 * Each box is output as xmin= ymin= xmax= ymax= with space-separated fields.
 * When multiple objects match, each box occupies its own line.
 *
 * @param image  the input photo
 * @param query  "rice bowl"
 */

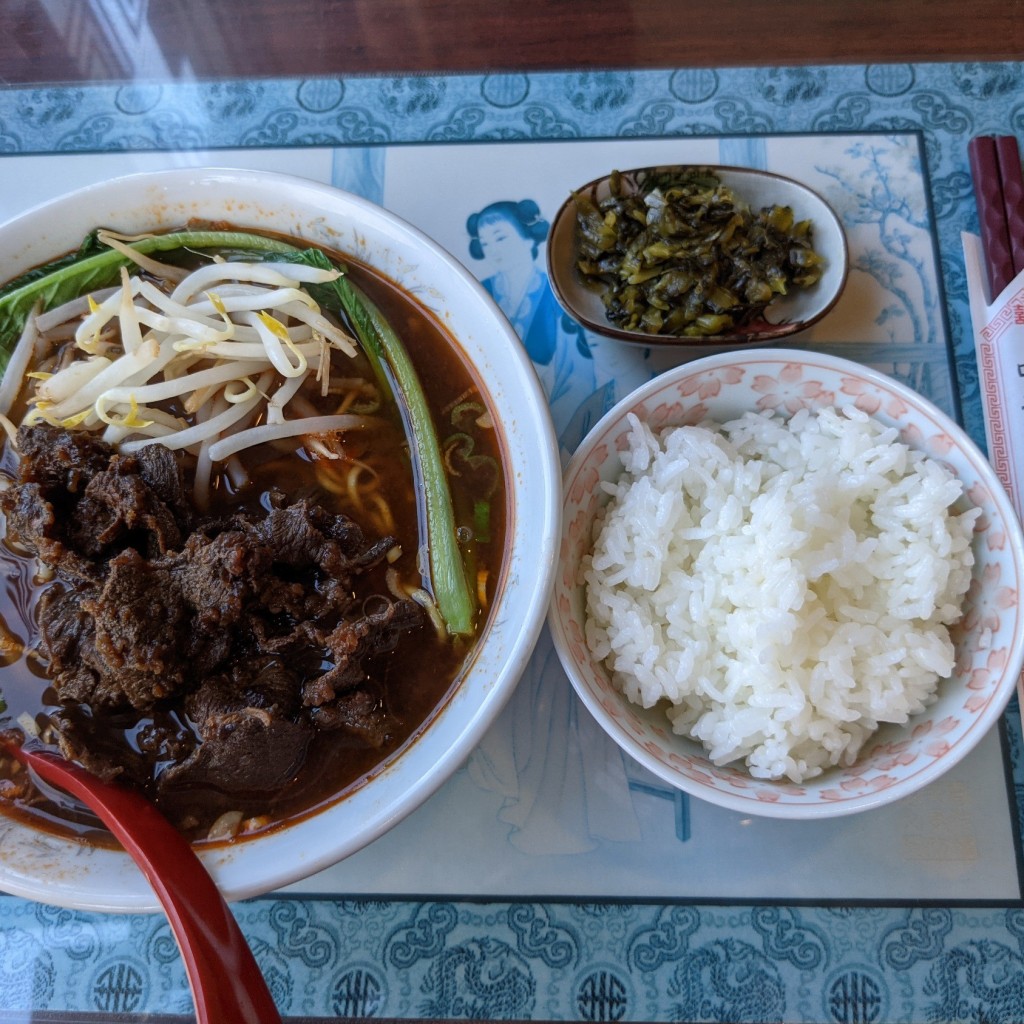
xmin=549 ymin=349 xmax=1024 ymax=818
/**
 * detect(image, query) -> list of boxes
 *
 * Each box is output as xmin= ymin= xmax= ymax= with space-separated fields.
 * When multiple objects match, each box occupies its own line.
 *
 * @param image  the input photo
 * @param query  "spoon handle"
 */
xmin=5 ymin=743 xmax=281 ymax=1024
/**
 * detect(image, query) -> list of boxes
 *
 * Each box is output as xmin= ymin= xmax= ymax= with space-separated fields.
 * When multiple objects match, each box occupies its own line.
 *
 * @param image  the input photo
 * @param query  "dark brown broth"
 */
xmin=0 ymin=251 xmax=507 ymax=846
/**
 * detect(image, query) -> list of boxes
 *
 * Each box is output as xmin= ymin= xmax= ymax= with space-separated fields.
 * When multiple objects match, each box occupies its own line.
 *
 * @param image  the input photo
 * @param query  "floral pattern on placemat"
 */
xmin=6 ymin=893 xmax=1024 ymax=1021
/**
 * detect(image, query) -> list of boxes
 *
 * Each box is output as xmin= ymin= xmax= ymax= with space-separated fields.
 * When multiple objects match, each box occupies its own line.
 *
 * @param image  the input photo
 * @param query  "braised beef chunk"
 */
xmin=16 ymin=423 xmax=112 ymax=493
xmin=251 ymin=496 xmax=393 ymax=576
xmin=69 ymin=462 xmax=184 ymax=557
xmin=309 ymin=687 xmax=389 ymax=747
xmin=2 ymin=481 xmax=54 ymax=542
xmin=2 ymin=425 xmax=426 ymax=810
xmin=131 ymin=442 xmax=193 ymax=524
xmin=1 ymin=424 xmax=192 ymax=580
xmin=187 ymin=657 xmax=305 ymax=722
xmin=52 ymin=712 xmax=155 ymax=787
xmin=82 ymin=550 xmax=203 ymax=699
xmin=52 ymin=709 xmax=197 ymax=789
xmin=161 ymin=660 xmax=311 ymax=794
xmin=303 ymin=600 xmax=425 ymax=709
xmin=38 ymin=584 xmax=183 ymax=710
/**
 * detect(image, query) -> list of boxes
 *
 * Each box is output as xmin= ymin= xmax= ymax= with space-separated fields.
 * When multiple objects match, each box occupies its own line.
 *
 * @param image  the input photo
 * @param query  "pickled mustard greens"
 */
xmin=573 ymin=168 xmax=825 ymax=337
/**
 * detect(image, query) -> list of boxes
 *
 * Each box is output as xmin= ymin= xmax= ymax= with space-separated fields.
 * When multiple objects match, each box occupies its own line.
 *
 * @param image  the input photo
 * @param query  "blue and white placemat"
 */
xmin=1 ymin=60 xmax=1024 ymax=1022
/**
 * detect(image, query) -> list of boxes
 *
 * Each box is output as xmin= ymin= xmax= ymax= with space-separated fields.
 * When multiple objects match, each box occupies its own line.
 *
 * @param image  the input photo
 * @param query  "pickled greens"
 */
xmin=573 ymin=167 xmax=825 ymax=337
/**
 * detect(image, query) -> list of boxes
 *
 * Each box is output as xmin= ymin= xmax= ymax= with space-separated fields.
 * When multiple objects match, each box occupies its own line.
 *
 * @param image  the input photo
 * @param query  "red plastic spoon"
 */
xmin=1 ymin=736 xmax=281 ymax=1024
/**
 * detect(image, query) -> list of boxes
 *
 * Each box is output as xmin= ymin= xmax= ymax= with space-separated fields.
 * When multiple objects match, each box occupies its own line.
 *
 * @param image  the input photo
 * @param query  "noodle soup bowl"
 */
xmin=0 ymin=167 xmax=560 ymax=910
xmin=549 ymin=349 xmax=1024 ymax=819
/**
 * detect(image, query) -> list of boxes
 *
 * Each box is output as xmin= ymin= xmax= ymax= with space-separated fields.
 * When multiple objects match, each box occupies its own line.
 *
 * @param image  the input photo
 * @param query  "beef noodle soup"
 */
xmin=0 ymin=229 xmax=506 ymax=847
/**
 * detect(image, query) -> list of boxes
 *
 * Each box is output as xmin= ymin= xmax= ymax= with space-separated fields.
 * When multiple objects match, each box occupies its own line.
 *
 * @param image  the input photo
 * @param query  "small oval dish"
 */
xmin=547 ymin=165 xmax=848 ymax=347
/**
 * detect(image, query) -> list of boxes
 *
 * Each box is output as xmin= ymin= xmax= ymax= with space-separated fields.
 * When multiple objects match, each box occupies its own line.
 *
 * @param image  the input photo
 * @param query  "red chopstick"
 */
xmin=996 ymin=135 xmax=1024 ymax=280
xmin=969 ymin=135 xmax=1016 ymax=299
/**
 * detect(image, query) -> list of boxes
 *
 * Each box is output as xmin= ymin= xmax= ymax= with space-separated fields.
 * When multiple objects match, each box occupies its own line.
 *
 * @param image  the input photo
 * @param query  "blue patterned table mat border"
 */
xmin=2 ymin=61 xmax=1024 ymax=1022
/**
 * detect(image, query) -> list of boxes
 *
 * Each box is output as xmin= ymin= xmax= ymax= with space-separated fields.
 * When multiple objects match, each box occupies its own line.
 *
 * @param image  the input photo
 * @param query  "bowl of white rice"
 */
xmin=549 ymin=349 xmax=1024 ymax=818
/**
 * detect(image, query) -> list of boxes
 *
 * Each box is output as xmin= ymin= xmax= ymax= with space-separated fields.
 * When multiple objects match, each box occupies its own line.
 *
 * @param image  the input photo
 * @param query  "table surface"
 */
xmin=3 ymin=0 xmax=1024 ymax=82
xmin=4 ymin=4 xmax=1024 ymax=1023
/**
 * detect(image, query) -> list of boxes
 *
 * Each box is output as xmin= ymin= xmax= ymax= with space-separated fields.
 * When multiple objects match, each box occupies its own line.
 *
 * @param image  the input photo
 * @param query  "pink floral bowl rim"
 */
xmin=548 ymin=348 xmax=1024 ymax=819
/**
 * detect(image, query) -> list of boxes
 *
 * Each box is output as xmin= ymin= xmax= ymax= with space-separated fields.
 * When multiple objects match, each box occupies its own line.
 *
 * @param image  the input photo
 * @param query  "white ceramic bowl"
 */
xmin=0 ymin=167 xmax=561 ymax=910
xmin=549 ymin=349 xmax=1024 ymax=819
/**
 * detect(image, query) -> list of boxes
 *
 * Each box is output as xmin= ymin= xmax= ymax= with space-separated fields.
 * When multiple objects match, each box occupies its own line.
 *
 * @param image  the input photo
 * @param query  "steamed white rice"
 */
xmin=582 ymin=405 xmax=980 ymax=783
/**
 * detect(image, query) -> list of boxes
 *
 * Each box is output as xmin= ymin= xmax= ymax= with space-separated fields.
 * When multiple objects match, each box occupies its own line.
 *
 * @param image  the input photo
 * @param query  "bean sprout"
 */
xmin=15 ymin=258 xmax=371 ymax=504
xmin=0 ymin=303 xmax=42 ymax=418
xmin=206 ymin=414 xmax=372 ymax=462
